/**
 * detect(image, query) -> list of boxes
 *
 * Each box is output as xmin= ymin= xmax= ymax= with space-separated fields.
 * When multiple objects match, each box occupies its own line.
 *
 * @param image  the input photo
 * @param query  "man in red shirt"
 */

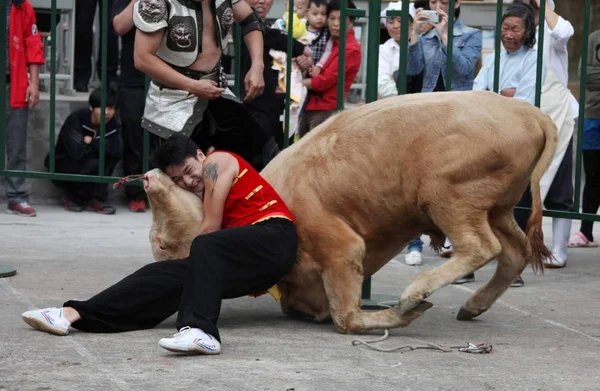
xmin=4 ymin=0 xmax=44 ymax=216
xmin=298 ymin=0 xmax=362 ymax=137
xmin=22 ymin=134 xmax=297 ymax=356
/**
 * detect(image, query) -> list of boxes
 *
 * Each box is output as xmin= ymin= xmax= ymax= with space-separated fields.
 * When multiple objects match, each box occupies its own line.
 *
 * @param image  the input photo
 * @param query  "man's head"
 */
xmin=429 ymin=0 xmax=460 ymax=20
xmin=151 ymin=134 xmax=207 ymax=194
xmin=245 ymin=0 xmax=273 ymax=19
xmin=501 ymin=2 xmax=536 ymax=53
xmin=381 ymin=2 xmax=416 ymax=43
xmin=88 ymin=87 xmax=117 ymax=125
xmin=326 ymin=0 xmax=357 ymax=39
xmin=307 ymin=0 xmax=327 ymax=30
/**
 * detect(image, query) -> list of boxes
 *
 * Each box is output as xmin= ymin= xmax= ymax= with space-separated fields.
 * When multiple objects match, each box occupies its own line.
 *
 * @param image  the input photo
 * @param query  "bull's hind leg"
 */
xmin=315 ymin=217 xmax=432 ymax=333
xmin=398 ymin=208 xmax=502 ymax=315
xmin=457 ymin=206 xmax=529 ymax=320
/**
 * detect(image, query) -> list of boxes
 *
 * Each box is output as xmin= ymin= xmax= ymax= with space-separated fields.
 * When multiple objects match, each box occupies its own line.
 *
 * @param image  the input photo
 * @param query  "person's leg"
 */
xmin=4 ymin=85 xmax=35 ymax=216
xmin=83 ymin=157 xmax=120 ymax=214
xmin=119 ymin=87 xmax=154 ymax=208
xmin=308 ymin=110 xmax=335 ymax=132
xmin=544 ymin=138 xmax=574 ymax=267
xmin=74 ymin=0 xmax=97 ymax=90
xmin=161 ymin=219 xmax=297 ymax=353
xmin=22 ymin=260 xmax=188 ymax=335
xmin=578 ymin=149 xmax=600 ymax=243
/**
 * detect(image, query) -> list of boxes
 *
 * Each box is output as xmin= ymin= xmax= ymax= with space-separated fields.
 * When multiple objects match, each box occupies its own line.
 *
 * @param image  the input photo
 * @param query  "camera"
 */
xmin=422 ymin=10 xmax=439 ymax=24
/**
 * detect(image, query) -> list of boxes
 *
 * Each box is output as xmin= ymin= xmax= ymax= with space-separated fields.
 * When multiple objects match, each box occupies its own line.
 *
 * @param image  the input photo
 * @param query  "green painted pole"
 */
xmin=0 ymin=2 xmax=5 ymax=172
xmin=398 ymin=0 xmax=411 ymax=95
xmin=445 ymin=0 xmax=455 ymax=91
xmin=534 ymin=0 xmax=546 ymax=108
xmin=49 ymin=0 xmax=57 ymax=173
xmin=573 ymin=0 xmax=592 ymax=213
xmin=336 ymin=0 xmax=348 ymax=111
xmin=284 ymin=0 xmax=294 ymax=148
xmin=99 ymin=0 xmax=108 ymax=176
xmin=143 ymin=76 xmax=150 ymax=172
xmin=492 ymin=0 xmax=503 ymax=93
xmin=365 ymin=1 xmax=382 ymax=103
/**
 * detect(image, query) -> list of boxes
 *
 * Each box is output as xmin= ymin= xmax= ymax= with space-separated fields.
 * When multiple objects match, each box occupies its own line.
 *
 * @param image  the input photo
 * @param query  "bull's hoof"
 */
xmin=456 ymin=306 xmax=487 ymax=321
xmin=399 ymin=296 xmax=431 ymax=315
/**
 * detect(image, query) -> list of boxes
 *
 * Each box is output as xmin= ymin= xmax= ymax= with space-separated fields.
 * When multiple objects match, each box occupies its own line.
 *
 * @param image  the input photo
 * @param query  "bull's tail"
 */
xmin=526 ymin=113 xmax=558 ymax=273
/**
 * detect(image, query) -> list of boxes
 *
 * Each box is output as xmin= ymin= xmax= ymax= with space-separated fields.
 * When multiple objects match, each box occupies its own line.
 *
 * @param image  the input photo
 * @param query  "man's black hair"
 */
xmin=327 ymin=0 xmax=358 ymax=22
xmin=308 ymin=0 xmax=328 ymax=8
xmin=513 ymin=0 xmax=540 ymax=11
xmin=88 ymin=87 xmax=118 ymax=109
xmin=502 ymin=2 xmax=537 ymax=49
xmin=413 ymin=0 xmax=429 ymax=10
xmin=151 ymin=134 xmax=200 ymax=172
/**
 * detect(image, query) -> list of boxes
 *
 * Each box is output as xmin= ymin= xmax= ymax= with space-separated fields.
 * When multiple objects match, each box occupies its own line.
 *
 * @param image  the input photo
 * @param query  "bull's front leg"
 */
xmin=314 ymin=218 xmax=432 ymax=333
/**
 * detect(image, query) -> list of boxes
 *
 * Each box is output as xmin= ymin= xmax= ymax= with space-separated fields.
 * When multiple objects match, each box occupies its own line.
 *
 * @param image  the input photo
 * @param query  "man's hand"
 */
xmin=244 ymin=65 xmax=265 ymax=102
xmin=500 ymin=88 xmax=516 ymax=98
xmin=188 ymin=79 xmax=225 ymax=100
xmin=25 ymin=82 xmax=40 ymax=109
xmin=84 ymin=135 xmax=93 ymax=144
xmin=412 ymin=8 xmax=432 ymax=36
xmin=296 ymin=55 xmax=314 ymax=71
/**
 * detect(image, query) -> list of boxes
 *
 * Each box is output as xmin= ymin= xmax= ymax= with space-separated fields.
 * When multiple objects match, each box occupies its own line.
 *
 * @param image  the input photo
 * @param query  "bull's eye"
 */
xmin=159 ymin=243 xmax=166 ymax=251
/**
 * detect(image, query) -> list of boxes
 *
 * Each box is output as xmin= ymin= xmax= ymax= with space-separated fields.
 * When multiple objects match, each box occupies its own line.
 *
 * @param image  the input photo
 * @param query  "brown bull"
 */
xmin=146 ymin=90 xmax=557 ymax=334
xmin=261 ymin=90 xmax=556 ymax=332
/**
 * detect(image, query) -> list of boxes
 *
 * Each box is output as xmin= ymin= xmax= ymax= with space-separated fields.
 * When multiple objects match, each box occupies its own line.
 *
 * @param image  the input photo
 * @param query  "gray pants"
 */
xmin=4 ymin=84 xmax=29 ymax=201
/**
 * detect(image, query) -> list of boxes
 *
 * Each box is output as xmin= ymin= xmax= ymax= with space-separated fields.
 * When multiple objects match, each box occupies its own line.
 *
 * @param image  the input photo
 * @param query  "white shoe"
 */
xmin=22 ymin=307 xmax=70 ymax=336
xmin=159 ymin=326 xmax=221 ymax=355
xmin=405 ymin=250 xmax=422 ymax=266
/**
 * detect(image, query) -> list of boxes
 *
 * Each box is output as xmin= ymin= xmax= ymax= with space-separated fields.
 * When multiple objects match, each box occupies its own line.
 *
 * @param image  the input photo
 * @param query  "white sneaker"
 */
xmin=22 ymin=307 xmax=70 ymax=336
xmin=159 ymin=326 xmax=221 ymax=355
xmin=405 ymin=250 xmax=422 ymax=266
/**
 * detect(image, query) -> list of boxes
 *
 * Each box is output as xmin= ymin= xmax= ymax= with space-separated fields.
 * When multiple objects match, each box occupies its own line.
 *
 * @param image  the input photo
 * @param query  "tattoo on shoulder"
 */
xmin=203 ymin=162 xmax=219 ymax=186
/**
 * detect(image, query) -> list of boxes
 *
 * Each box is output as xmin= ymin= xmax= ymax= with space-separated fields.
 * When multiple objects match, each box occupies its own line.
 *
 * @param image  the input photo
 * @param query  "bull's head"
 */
xmin=144 ymin=169 xmax=204 ymax=261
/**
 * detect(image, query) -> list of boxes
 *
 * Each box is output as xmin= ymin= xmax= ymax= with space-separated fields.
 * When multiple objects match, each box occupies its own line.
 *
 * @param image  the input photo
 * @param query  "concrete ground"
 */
xmin=1 ymin=206 xmax=599 ymax=391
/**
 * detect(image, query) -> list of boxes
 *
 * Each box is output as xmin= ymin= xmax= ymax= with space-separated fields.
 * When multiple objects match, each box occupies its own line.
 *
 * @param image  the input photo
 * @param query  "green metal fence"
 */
xmin=0 ymin=2 xmax=598 ymax=285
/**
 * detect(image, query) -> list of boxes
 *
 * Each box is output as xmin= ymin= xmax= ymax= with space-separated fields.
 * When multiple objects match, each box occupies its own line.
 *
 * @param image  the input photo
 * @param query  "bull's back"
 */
xmin=264 ymin=92 xmax=550 ymax=231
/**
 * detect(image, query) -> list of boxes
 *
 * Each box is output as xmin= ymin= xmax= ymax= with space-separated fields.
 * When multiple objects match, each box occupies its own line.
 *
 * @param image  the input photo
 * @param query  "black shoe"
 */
xmin=452 ymin=273 xmax=475 ymax=285
xmin=74 ymin=82 xmax=88 ymax=93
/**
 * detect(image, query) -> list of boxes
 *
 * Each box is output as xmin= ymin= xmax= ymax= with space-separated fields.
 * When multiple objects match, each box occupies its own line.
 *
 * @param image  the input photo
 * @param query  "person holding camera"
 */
xmin=407 ymin=0 xmax=482 ymax=92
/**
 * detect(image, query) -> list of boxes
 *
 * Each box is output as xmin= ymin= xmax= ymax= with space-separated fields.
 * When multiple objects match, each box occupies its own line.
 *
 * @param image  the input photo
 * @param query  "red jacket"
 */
xmin=306 ymin=30 xmax=361 ymax=111
xmin=8 ymin=1 xmax=45 ymax=108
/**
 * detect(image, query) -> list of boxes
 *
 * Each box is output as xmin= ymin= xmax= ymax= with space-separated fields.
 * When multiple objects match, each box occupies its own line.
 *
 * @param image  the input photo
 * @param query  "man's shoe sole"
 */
xmin=158 ymin=341 xmax=220 ymax=355
xmin=6 ymin=209 xmax=36 ymax=217
xmin=22 ymin=313 xmax=69 ymax=336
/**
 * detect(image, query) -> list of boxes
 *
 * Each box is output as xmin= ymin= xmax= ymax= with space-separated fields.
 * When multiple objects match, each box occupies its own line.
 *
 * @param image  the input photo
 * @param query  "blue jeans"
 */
xmin=407 ymin=238 xmax=423 ymax=252
xmin=3 ymin=84 xmax=30 ymax=202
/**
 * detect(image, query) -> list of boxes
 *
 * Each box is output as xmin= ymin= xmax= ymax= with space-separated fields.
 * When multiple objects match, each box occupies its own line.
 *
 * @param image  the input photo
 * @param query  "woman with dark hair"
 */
xmin=473 ymin=2 xmax=543 ymax=106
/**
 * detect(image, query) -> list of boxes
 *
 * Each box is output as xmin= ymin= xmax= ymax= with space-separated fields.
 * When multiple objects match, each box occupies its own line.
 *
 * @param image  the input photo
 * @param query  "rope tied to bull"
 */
xmin=112 ymin=174 xmax=146 ymax=190
xmin=351 ymin=330 xmax=493 ymax=354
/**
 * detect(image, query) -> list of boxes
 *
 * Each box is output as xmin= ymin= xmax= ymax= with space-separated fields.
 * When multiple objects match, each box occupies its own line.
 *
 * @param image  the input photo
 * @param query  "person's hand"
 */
xmin=309 ymin=66 xmax=322 ymax=76
xmin=434 ymin=9 xmax=449 ymax=37
xmin=244 ymin=65 xmax=265 ymax=102
xmin=25 ymin=82 xmax=40 ymax=109
xmin=500 ymin=88 xmax=516 ymax=98
xmin=188 ymin=79 xmax=225 ymax=100
xmin=84 ymin=135 xmax=93 ymax=144
xmin=296 ymin=54 xmax=314 ymax=72
xmin=412 ymin=8 xmax=432 ymax=35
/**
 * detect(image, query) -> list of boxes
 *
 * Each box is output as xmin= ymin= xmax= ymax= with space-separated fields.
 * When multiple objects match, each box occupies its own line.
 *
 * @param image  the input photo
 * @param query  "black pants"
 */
xmin=119 ymin=86 xmax=159 ymax=201
xmin=52 ymin=157 xmax=119 ymax=203
xmin=515 ymin=138 xmax=574 ymax=230
xmin=64 ymin=219 xmax=297 ymax=342
xmin=247 ymin=94 xmax=286 ymax=150
xmin=190 ymin=97 xmax=280 ymax=172
xmin=580 ymin=150 xmax=600 ymax=241
xmin=74 ymin=0 xmax=118 ymax=87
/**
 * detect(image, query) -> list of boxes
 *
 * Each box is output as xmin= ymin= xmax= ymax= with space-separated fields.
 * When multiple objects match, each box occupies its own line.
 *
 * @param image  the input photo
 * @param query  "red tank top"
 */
xmin=210 ymin=151 xmax=295 ymax=229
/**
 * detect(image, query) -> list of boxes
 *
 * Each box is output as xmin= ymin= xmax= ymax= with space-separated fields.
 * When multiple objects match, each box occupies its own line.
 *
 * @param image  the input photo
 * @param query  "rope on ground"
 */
xmin=351 ymin=329 xmax=493 ymax=354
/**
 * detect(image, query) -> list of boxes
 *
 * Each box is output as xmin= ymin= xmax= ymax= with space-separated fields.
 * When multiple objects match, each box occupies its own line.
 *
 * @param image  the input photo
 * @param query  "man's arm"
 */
xmin=378 ymin=46 xmax=398 ymax=98
xmin=443 ymin=30 xmax=483 ymax=78
xmin=198 ymin=153 xmax=238 ymax=235
xmin=513 ymin=51 xmax=544 ymax=106
xmin=232 ymin=2 xmax=265 ymax=102
xmin=113 ymin=0 xmax=137 ymax=36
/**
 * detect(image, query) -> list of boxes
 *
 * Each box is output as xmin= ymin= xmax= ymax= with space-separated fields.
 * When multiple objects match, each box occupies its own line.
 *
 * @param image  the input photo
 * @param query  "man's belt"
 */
xmin=152 ymin=63 xmax=222 ymax=90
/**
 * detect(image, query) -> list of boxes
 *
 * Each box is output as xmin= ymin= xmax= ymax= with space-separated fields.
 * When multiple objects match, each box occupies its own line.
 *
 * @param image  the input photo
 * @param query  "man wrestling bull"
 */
xmin=21 ymin=135 xmax=297 ymax=355
xmin=133 ymin=0 xmax=279 ymax=171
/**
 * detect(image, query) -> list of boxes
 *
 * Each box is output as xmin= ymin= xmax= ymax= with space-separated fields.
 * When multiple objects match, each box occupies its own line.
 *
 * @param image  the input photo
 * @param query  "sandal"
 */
xmin=567 ymin=232 xmax=598 ymax=248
